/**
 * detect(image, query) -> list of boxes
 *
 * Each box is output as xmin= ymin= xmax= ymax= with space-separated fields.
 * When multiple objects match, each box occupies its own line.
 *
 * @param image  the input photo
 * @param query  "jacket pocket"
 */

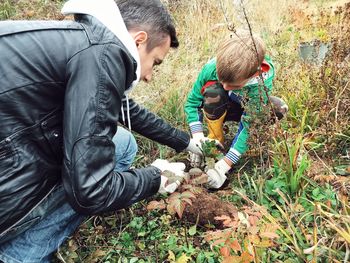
xmin=0 ymin=216 xmax=41 ymax=244
xmin=40 ymin=111 xmax=63 ymax=162
xmin=0 ymin=137 xmax=19 ymax=175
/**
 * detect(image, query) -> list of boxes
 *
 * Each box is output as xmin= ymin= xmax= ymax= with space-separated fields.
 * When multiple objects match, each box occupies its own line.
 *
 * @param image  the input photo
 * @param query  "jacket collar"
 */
xmin=61 ymin=0 xmax=140 ymax=92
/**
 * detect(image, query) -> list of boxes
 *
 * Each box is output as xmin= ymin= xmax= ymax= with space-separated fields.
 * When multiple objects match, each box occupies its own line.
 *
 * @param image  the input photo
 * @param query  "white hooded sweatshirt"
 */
xmin=61 ymin=0 xmax=140 ymax=129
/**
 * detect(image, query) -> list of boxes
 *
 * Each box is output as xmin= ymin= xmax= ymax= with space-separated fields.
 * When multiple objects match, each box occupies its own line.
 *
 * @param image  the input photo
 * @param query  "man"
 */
xmin=0 ymin=0 xmax=202 ymax=261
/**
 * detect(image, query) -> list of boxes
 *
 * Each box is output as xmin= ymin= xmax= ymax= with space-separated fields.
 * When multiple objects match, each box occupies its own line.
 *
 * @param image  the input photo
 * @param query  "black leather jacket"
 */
xmin=0 ymin=15 xmax=190 ymax=234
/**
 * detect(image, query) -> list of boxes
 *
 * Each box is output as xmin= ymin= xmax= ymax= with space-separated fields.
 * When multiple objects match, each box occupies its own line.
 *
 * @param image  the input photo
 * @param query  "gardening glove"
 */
xmin=187 ymin=132 xmax=205 ymax=167
xmin=269 ymin=96 xmax=289 ymax=120
xmin=186 ymin=132 xmax=205 ymax=156
xmin=151 ymin=159 xmax=186 ymax=194
xmin=187 ymin=132 xmax=224 ymax=168
xmin=206 ymin=159 xmax=231 ymax=189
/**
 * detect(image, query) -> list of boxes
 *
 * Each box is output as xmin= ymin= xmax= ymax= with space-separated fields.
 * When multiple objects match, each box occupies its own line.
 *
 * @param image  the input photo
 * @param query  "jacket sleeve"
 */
xmin=62 ymin=43 xmax=161 ymax=215
xmin=119 ymin=98 xmax=190 ymax=152
xmin=184 ymin=59 xmax=217 ymax=134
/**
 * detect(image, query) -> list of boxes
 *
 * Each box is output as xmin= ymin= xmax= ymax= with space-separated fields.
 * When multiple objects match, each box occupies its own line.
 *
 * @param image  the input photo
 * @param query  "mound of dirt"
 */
xmin=182 ymin=191 xmax=237 ymax=229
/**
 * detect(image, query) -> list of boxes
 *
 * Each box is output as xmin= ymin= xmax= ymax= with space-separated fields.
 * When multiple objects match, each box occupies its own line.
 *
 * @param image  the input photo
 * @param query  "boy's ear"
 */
xmin=132 ymin=31 xmax=148 ymax=47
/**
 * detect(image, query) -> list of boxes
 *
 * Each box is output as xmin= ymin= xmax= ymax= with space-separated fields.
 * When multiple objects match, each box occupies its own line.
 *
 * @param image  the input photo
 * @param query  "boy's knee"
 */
xmin=202 ymin=82 xmax=229 ymax=119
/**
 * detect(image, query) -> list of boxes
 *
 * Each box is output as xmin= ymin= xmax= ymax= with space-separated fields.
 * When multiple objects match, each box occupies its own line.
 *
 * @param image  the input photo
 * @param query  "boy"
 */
xmin=185 ymin=31 xmax=288 ymax=189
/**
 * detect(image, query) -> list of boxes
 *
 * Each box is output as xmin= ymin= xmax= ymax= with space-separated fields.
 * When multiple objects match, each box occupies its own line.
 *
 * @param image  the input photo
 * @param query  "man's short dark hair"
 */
xmin=116 ymin=0 xmax=179 ymax=51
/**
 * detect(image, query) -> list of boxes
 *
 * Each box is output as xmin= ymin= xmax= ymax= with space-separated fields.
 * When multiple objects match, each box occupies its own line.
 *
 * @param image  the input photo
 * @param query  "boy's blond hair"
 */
xmin=216 ymin=31 xmax=266 ymax=83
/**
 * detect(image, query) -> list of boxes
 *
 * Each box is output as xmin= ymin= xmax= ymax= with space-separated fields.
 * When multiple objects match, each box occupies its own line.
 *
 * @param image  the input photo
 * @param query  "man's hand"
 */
xmin=186 ymin=132 xmax=205 ymax=155
xmin=151 ymin=159 xmax=186 ymax=194
xmin=187 ymin=132 xmax=205 ymax=167
xmin=186 ymin=132 xmax=224 ymax=168
xmin=206 ymin=159 xmax=231 ymax=189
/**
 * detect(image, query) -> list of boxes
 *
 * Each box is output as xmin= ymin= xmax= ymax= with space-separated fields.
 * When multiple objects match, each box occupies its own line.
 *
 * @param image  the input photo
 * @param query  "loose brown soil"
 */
xmin=182 ymin=191 xmax=237 ymax=229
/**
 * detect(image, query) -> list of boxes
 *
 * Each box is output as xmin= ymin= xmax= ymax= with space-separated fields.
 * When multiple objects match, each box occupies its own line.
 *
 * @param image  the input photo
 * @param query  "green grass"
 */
xmin=1 ymin=0 xmax=350 ymax=262
xmin=0 ymin=0 xmax=15 ymax=19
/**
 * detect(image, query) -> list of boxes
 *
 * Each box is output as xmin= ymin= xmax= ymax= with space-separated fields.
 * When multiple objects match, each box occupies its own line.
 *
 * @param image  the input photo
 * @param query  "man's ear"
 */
xmin=131 ymin=31 xmax=148 ymax=48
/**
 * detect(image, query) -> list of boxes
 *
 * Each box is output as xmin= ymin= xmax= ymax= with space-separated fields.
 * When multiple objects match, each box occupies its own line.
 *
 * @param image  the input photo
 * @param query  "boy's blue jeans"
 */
xmin=0 ymin=127 xmax=138 ymax=263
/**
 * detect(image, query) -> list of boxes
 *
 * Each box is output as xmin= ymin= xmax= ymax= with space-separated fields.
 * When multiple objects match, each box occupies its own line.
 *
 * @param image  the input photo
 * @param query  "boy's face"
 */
xmin=221 ymin=71 xmax=260 ymax=91
xmin=221 ymin=78 xmax=251 ymax=91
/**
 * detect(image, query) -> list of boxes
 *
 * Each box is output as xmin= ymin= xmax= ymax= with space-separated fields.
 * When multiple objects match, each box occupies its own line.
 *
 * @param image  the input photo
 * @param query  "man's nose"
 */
xmin=144 ymin=74 xmax=152 ymax=83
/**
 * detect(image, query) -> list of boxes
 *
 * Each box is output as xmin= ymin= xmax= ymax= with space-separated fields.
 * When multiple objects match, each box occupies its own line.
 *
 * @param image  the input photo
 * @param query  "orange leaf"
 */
xmin=222 ymin=256 xmax=242 ymax=263
xmin=248 ymin=215 xmax=259 ymax=227
xmin=167 ymin=202 xmax=176 ymax=215
xmin=210 ymin=238 xmax=227 ymax=249
xmin=256 ymin=239 xmax=273 ymax=248
xmin=248 ymin=226 xmax=259 ymax=235
xmin=205 ymin=230 xmax=233 ymax=250
xmin=241 ymin=251 xmax=254 ymax=263
xmin=245 ymin=208 xmax=261 ymax=218
xmin=182 ymin=198 xmax=193 ymax=206
xmin=146 ymin=200 xmax=166 ymax=211
xmin=230 ymin=239 xmax=241 ymax=252
xmin=180 ymin=191 xmax=196 ymax=199
xmin=172 ymin=198 xmax=186 ymax=218
xmin=260 ymin=231 xmax=279 ymax=239
xmin=220 ymin=246 xmax=231 ymax=257
xmin=204 ymin=230 xmax=230 ymax=242
xmin=168 ymin=192 xmax=181 ymax=202
xmin=214 ymin=215 xmax=233 ymax=227
xmin=215 ymin=215 xmax=231 ymax=221
xmin=248 ymin=234 xmax=260 ymax=245
xmin=182 ymin=184 xmax=203 ymax=194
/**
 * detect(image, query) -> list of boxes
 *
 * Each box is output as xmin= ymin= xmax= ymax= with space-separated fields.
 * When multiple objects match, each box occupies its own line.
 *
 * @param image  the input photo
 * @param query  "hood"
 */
xmin=61 ymin=0 xmax=140 ymax=92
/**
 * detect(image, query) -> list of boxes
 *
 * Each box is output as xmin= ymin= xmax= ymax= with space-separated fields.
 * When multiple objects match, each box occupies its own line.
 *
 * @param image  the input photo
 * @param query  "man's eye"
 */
xmin=153 ymin=60 xmax=162 ymax=67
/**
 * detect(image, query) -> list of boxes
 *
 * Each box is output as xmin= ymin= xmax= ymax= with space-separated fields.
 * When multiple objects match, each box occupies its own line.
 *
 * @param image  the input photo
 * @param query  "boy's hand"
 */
xmin=206 ymin=159 xmax=231 ymax=189
xmin=151 ymin=159 xmax=186 ymax=194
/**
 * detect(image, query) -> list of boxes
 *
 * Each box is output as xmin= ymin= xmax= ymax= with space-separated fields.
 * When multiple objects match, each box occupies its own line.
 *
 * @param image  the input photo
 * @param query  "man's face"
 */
xmin=137 ymin=35 xmax=171 ymax=83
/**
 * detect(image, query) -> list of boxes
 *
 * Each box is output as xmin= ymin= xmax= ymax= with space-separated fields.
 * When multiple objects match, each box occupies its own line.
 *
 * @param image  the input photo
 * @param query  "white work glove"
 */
xmin=206 ymin=159 xmax=231 ymax=189
xmin=186 ymin=132 xmax=205 ymax=155
xmin=151 ymin=159 xmax=186 ymax=194
xmin=186 ymin=132 xmax=224 ymax=168
xmin=187 ymin=132 xmax=205 ymax=167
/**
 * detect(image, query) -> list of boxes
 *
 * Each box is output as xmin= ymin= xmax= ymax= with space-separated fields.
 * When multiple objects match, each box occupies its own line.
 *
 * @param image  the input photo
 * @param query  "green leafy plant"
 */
xmin=273 ymin=111 xmax=310 ymax=195
xmin=201 ymin=140 xmax=225 ymax=160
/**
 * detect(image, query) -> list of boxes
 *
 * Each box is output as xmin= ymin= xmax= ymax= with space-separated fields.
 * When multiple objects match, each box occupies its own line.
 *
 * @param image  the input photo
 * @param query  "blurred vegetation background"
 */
xmin=1 ymin=0 xmax=350 ymax=262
